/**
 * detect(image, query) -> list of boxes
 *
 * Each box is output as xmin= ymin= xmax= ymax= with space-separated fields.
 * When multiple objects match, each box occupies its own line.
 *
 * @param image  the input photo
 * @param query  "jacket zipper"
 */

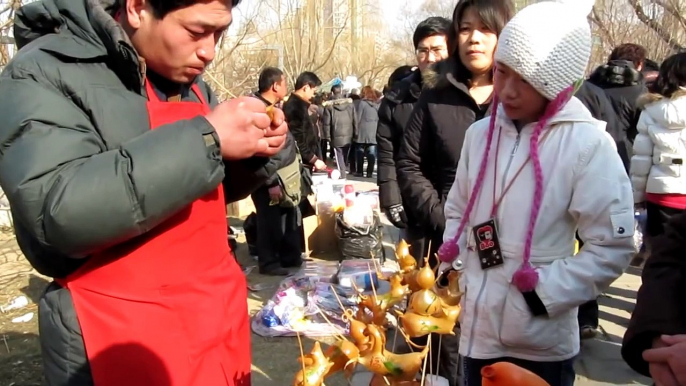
xmin=465 ymin=131 xmax=521 ymax=357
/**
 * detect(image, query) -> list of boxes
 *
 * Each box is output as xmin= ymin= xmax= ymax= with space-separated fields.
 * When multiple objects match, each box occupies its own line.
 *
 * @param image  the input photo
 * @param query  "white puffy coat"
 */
xmin=444 ymin=97 xmax=635 ymax=361
xmin=630 ymin=89 xmax=686 ymax=203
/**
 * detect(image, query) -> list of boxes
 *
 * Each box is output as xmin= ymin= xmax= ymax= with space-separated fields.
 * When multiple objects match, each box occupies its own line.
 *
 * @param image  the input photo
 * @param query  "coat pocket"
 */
xmin=498 ymin=283 xmax=572 ymax=351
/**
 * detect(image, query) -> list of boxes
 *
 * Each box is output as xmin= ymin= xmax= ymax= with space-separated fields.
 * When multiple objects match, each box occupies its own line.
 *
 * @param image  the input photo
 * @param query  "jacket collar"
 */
xmin=16 ymin=0 xmax=144 ymax=91
xmin=639 ymin=88 xmax=686 ymax=129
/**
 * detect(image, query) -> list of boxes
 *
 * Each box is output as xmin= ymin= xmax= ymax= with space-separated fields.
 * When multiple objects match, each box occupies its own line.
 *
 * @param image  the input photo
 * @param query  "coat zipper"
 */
xmin=465 ymin=131 xmax=521 ymax=357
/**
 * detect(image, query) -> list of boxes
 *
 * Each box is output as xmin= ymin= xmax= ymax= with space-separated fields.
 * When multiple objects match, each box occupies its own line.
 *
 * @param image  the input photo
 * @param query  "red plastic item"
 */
xmin=481 ymin=362 xmax=550 ymax=386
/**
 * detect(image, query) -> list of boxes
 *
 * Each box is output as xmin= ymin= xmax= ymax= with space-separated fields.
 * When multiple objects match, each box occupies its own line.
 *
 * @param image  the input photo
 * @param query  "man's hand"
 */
xmin=268 ymin=185 xmax=283 ymax=203
xmin=204 ymin=97 xmax=287 ymax=160
xmin=643 ymin=335 xmax=686 ymax=386
xmin=261 ymin=107 xmax=288 ymax=157
xmin=314 ymin=159 xmax=327 ymax=171
xmin=384 ymin=204 xmax=408 ymax=229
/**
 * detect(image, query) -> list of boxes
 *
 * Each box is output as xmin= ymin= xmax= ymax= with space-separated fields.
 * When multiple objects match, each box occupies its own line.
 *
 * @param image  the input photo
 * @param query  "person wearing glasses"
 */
xmin=377 ymin=16 xmax=451 ymax=250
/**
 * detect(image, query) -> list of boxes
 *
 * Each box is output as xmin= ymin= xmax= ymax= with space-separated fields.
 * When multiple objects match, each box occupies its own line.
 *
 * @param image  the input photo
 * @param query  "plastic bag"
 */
xmin=634 ymin=209 xmax=647 ymax=253
xmin=334 ymin=211 xmax=384 ymax=261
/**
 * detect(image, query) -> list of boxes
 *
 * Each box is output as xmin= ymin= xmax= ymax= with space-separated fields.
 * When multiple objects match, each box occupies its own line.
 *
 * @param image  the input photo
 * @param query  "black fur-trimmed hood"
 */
xmin=421 ymin=59 xmax=467 ymax=91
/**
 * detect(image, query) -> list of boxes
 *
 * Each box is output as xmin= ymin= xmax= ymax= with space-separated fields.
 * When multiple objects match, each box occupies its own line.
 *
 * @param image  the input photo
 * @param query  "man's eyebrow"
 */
xmin=191 ymin=20 xmax=232 ymax=30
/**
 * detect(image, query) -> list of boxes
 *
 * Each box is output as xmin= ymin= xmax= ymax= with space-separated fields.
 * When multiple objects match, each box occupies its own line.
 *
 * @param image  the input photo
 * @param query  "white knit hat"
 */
xmin=494 ymin=0 xmax=596 ymax=101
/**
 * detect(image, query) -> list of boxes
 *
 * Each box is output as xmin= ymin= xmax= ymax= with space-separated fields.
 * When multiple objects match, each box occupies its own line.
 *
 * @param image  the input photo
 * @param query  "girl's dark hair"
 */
xmin=448 ymin=0 xmax=514 ymax=84
xmin=654 ymin=52 xmax=686 ymax=98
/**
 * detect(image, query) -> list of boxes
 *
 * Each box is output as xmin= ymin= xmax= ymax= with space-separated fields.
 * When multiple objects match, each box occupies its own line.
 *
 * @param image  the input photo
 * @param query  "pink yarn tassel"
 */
xmin=513 ymin=85 xmax=575 ymax=292
xmin=438 ymin=95 xmax=501 ymax=263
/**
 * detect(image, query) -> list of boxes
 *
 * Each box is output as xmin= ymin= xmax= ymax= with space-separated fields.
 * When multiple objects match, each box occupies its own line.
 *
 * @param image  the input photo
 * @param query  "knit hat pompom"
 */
xmin=494 ymin=0 xmax=595 ymax=101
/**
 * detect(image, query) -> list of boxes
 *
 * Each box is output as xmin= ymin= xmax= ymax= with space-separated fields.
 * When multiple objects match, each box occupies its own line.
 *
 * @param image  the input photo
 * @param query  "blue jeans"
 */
xmin=462 ymin=356 xmax=576 ymax=386
xmin=355 ymin=144 xmax=377 ymax=177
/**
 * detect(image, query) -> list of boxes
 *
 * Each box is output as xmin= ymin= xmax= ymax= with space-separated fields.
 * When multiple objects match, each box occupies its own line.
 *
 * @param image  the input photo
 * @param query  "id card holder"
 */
xmin=472 ymin=218 xmax=504 ymax=270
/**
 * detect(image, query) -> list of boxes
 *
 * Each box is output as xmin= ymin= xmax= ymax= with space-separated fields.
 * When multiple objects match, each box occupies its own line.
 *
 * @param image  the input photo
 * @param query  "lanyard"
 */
xmin=490 ymin=128 xmax=553 ymax=217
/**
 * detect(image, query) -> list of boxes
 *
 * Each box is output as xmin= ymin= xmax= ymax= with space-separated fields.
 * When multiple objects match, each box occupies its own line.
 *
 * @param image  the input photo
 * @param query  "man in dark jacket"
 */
xmin=284 ymin=72 xmax=326 ymax=173
xmin=589 ymin=43 xmax=649 ymax=170
xmin=623 ymin=211 xmax=686 ymax=383
xmin=324 ymin=84 xmax=357 ymax=178
xmin=251 ymin=67 xmax=300 ymax=276
xmin=574 ymin=80 xmax=622 ymax=340
xmin=377 ymin=16 xmax=450 ymax=231
xmin=0 ymin=0 xmax=288 ymax=384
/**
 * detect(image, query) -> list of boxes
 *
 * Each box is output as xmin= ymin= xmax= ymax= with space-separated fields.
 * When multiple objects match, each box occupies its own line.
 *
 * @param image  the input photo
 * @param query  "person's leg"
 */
xmin=280 ymin=206 xmax=303 ymax=268
xmin=344 ymin=144 xmax=353 ymax=174
xmin=645 ymin=202 xmax=683 ymax=238
xmin=333 ymin=147 xmax=348 ymax=179
xmin=437 ymin=329 xmax=460 ymax=386
xmin=320 ymin=139 xmax=328 ymax=163
xmin=355 ymin=144 xmax=365 ymax=176
xmin=462 ymin=357 xmax=501 ymax=386
xmin=366 ymin=144 xmax=377 ymax=178
xmin=252 ymin=187 xmax=288 ymax=275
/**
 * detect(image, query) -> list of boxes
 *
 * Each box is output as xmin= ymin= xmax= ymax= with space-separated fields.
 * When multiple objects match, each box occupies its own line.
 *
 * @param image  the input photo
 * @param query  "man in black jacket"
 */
xmin=284 ymin=72 xmax=326 ymax=173
xmin=589 ymin=43 xmax=648 ymax=171
xmin=377 ymin=16 xmax=450 ymax=248
xmin=574 ymin=80 xmax=622 ymax=339
xmin=324 ymin=84 xmax=357 ymax=178
xmin=252 ymin=67 xmax=300 ymax=276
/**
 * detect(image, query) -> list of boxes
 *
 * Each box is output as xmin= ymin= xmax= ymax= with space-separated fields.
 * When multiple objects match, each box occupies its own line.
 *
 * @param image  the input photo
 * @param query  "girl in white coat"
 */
xmin=631 ymin=52 xmax=686 ymax=238
xmin=437 ymin=0 xmax=635 ymax=385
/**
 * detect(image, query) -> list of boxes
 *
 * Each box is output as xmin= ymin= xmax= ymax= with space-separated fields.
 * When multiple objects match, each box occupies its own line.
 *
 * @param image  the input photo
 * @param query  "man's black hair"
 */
xmin=331 ymin=84 xmax=342 ymax=95
xmin=258 ymin=67 xmax=284 ymax=93
xmin=295 ymin=72 xmax=322 ymax=90
xmin=147 ymin=0 xmax=242 ymax=18
xmin=413 ymin=17 xmax=451 ymax=49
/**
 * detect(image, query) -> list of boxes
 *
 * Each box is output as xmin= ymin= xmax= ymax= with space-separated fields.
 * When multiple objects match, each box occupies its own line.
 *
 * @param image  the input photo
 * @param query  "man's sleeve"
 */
xmin=376 ymin=99 xmax=402 ymax=209
xmin=397 ymin=97 xmax=445 ymax=234
xmin=286 ymin=102 xmax=317 ymax=164
xmin=0 ymin=73 xmax=225 ymax=257
xmin=622 ymin=211 xmax=686 ymax=377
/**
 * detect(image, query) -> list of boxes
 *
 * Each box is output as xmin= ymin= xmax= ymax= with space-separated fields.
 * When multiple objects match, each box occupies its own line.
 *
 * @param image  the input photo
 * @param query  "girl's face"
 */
xmin=457 ymin=7 xmax=498 ymax=77
xmin=494 ymin=63 xmax=548 ymax=125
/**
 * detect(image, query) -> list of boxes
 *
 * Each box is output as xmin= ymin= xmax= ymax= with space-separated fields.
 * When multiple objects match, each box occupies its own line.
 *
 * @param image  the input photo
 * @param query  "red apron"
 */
xmin=55 ymin=80 xmax=251 ymax=386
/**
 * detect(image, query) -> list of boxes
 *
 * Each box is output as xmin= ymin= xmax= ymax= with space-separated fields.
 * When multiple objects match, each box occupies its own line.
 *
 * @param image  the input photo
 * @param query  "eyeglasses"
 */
xmin=416 ymin=47 xmax=447 ymax=59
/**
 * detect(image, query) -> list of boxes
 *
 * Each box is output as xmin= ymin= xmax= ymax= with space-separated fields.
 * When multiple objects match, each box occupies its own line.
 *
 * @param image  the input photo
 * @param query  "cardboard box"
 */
xmin=303 ymin=195 xmax=339 ymax=258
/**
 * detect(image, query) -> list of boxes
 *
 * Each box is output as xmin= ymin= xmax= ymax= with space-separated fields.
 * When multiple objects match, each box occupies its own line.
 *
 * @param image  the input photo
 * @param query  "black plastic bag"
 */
xmin=334 ymin=212 xmax=384 ymax=261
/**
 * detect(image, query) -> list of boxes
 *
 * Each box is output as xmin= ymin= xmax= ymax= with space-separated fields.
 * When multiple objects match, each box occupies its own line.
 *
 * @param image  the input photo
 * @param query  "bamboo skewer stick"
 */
xmin=315 ymin=305 xmax=347 ymax=341
xmin=296 ymin=331 xmax=306 ymax=380
xmin=420 ymin=334 xmax=431 ymax=386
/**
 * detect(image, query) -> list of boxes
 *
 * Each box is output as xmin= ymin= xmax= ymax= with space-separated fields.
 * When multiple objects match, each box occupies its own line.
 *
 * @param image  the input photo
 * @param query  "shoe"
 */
xmin=580 ymin=326 xmax=598 ymax=340
xmin=259 ymin=267 xmax=289 ymax=276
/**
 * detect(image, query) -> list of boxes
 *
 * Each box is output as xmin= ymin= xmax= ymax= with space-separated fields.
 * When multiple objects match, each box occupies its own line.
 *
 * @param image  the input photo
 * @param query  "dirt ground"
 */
xmin=0 ymin=230 xmax=352 ymax=386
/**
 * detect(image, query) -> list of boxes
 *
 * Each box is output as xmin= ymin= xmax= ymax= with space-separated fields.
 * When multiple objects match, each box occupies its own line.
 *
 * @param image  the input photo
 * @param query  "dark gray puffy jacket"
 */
xmin=0 ymin=0 xmax=280 ymax=278
xmin=354 ymin=99 xmax=379 ymax=144
xmin=323 ymin=97 xmax=357 ymax=148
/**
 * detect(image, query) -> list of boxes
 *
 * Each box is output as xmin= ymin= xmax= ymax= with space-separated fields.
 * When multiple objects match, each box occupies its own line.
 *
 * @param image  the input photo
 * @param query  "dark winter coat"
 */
xmin=575 ymin=81 xmax=628 ymax=170
xmin=284 ymin=93 xmax=320 ymax=165
xmin=622 ymin=211 xmax=686 ymax=377
xmin=0 ymin=0 xmax=282 ymax=280
xmin=253 ymin=92 xmax=298 ymax=188
xmin=589 ymin=60 xmax=648 ymax=163
xmin=377 ymin=70 xmax=422 ymax=211
xmin=355 ymin=99 xmax=379 ymax=144
xmin=397 ymin=60 xmax=492 ymax=238
xmin=323 ymin=97 xmax=358 ymax=148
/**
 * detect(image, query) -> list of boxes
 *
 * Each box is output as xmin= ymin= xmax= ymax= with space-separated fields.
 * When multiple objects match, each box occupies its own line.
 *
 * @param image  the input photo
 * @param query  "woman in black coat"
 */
xmin=395 ymin=1 xmax=514 ymax=385
xmin=397 ymin=0 xmax=514 ymax=262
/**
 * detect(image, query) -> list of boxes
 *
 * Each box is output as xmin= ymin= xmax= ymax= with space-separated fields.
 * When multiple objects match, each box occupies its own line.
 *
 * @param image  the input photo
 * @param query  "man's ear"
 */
xmin=125 ymin=0 xmax=150 ymax=29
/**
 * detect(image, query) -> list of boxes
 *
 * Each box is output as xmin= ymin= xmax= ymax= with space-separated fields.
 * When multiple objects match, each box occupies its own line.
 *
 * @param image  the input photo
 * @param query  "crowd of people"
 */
xmin=0 ymin=0 xmax=684 ymax=385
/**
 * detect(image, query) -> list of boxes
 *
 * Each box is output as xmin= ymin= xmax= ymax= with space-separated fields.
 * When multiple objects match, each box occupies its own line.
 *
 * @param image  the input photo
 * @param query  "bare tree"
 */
xmin=590 ymin=0 xmax=685 ymax=67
